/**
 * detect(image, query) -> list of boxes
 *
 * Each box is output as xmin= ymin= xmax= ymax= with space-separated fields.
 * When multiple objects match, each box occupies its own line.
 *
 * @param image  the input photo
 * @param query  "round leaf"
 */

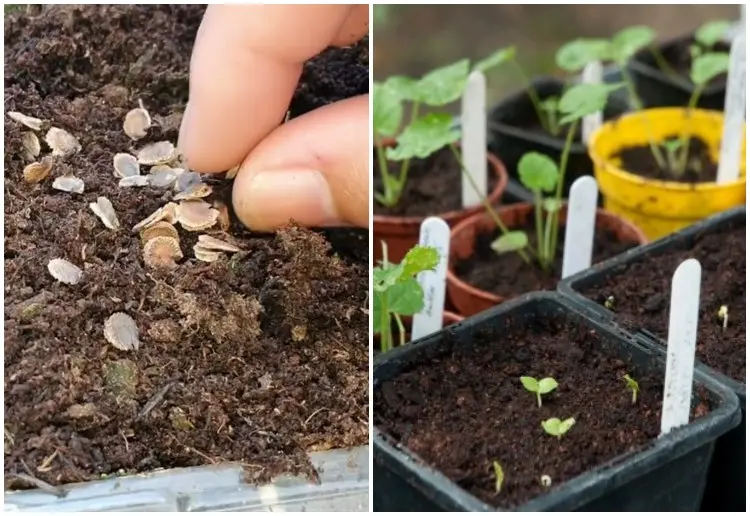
xmin=558 ymin=83 xmax=623 ymax=125
xmin=474 ymin=46 xmax=517 ymax=73
xmin=518 ymin=152 xmax=559 ymax=193
xmin=384 ymin=75 xmax=419 ymax=101
xmin=695 ymin=20 xmax=731 ymax=48
xmin=538 ymin=377 xmax=558 ymax=395
xmin=373 ymin=83 xmax=403 ymax=138
xmin=690 ymin=52 xmax=729 ymax=85
xmin=541 ymin=418 xmax=562 ymax=436
xmin=611 ymin=26 xmax=656 ymax=63
xmin=388 ymin=277 xmax=425 ymax=315
xmin=491 ymin=231 xmax=529 ymax=255
xmin=520 ymin=376 xmax=539 ymax=392
xmin=415 ymin=59 xmax=470 ymax=106
xmin=559 ymin=417 xmax=576 ymax=434
xmin=402 ymin=245 xmax=440 ymax=278
xmin=555 ymin=38 xmax=611 ymax=72
xmin=386 ymin=113 xmax=460 ymax=161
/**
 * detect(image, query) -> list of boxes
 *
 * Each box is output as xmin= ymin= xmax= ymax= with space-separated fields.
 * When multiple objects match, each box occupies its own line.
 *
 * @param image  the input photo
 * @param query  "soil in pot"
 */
xmin=615 ymin=136 xmax=718 ymax=183
xmin=581 ymin=224 xmax=746 ymax=383
xmin=374 ymin=312 xmax=711 ymax=509
xmin=4 ymin=5 xmax=368 ymax=490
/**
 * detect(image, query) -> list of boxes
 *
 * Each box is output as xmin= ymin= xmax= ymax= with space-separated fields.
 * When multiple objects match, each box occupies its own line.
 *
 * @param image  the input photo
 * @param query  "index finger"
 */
xmin=179 ymin=4 xmax=367 ymax=173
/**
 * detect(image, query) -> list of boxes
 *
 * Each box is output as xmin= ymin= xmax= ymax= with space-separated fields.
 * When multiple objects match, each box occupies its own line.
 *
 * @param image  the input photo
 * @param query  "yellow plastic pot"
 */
xmin=589 ymin=108 xmax=746 ymax=240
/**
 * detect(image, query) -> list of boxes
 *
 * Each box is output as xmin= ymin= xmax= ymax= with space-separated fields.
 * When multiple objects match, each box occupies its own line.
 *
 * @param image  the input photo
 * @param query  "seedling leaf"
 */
xmin=373 ymin=82 xmax=403 ymax=138
xmin=542 ymin=417 xmax=575 ymax=438
xmin=414 ymin=59 xmax=470 ymax=106
xmin=695 ymin=20 xmax=731 ymax=48
xmin=611 ymin=25 xmax=656 ymax=63
xmin=491 ymin=231 xmax=528 ymax=254
xmin=690 ymin=52 xmax=730 ymax=85
xmin=386 ymin=113 xmax=460 ymax=161
xmin=558 ymin=83 xmax=623 ymax=125
xmin=538 ymin=377 xmax=558 ymax=395
xmin=402 ymin=245 xmax=440 ymax=278
xmin=555 ymin=38 xmax=611 ymax=72
xmin=559 ymin=417 xmax=575 ymax=434
xmin=623 ymin=374 xmax=640 ymax=404
xmin=520 ymin=376 xmax=539 ymax=392
xmin=493 ymin=461 xmax=504 ymax=494
xmin=518 ymin=152 xmax=559 ymax=193
xmin=383 ymin=75 xmax=420 ymax=101
xmin=543 ymin=198 xmax=562 ymax=213
xmin=388 ymin=277 xmax=425 ymax=315
xmin=474 ymin=46 xmax=517 ymax=73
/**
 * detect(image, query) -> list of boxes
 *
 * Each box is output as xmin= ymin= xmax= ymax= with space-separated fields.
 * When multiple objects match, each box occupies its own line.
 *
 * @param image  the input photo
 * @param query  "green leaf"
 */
xmin=520 ymin=376 xmax=539 ymax=393
xmin=558 ymin=83 xmax=624 ymax=125
xmin=689 ymin=44 xmax=702 ymax=59
xmin=373 ymin=262 xmax=405 ymax=293
xmin=372 ymin=293 xmax=384 ymax=335
xmin=611 ymin=25 xmax=656 ymax=63
xmin=559 ymin=417 xmax=576 ymax=434
xmin=540 ymin=97 xmax=559 ymax=113
xmin=474 ymin=46 xmax=517 ymax=73
xmin=543 ymin=198 xmax=562 ymax=213
xmin=541 ymin=418 xmax=562 ymax=436
xmin=384 ymin=75 xmax=420 ymax=101
xmin=388 ymin=277 xmax=425 ymax=315
xmin=414 ymin=59 xmax=471 ymax=106
xmin=386 ymin=113 xmax=460 ymax=161
xmin=493 ymin=461 xmax=504 ymax=494
xmin=538 ymin=377 xmax=558 ymax=395
xmin=402 ymin=245 xmax=440 ymax=278
xmin=623 ymin=374 xmax=639 ymax=392
xmin=373 ymin=83 xmax=403 ymax=138
xmin=661 ymin=138 xmax=682 ymax=153
xmin=518 ymin=152 xmax=559 ymax=193
xmin=491 ymin=231 xmax=529 ymax=255
xmin=695 ymin=20 xmax=731 ymax=48
xmin=690 ymin=52 xmax=729 ymax=85
xmin=555 ymin=38 xmax=612 ymax=72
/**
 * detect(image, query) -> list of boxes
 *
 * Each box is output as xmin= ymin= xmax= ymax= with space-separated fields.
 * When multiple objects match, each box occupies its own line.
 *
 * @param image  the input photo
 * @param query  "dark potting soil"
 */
xmin=615 ymin=136 xmax=718 ymax=183
xmin=374 ymin=314 xmax=711 ymax=508
xmin=373 ymin=145 xmax=500 ymax=217
xmin=582 ymin=225 xmax=746 ymax=384
xmin=4 ymin=5 xmax=368 ymax=489
xmin=454 ymin=223 xmax=636 ymax=298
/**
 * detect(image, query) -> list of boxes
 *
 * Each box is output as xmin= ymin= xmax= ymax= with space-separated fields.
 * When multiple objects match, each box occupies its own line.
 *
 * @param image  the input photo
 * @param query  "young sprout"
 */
xmin=540 ymin=475 xmax=552 ymax=488
xmin=717 ymin=305 xmax=729 ymax=330
xmin=520 ymin=376 xmax=558 ymax=408
xmin=492 ymin=461 xmax=504 ymax=494
xmin=541 ymin=417 xmax=575 ymax=439
xmin=623 ymin=374 xmax=640 ymax=404
xmin=604 ymin=295 xmax=615 ymax=310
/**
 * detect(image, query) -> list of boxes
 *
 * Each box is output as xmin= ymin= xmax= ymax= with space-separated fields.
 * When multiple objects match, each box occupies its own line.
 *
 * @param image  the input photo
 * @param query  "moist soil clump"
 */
xmin=582 ymin=224 xmax=746 ymax=383
xmin=374 ymin=314 xmax=710 ymax=508
xmin=454 ymin=223 xmax=636 ymax=298
xmin=615 ymin=136 xmax=717 ymax=183
xmin=373 ymin=146 xmax=500 ymax=217
xmin=5 ymin=5 xmax=368 ymax=489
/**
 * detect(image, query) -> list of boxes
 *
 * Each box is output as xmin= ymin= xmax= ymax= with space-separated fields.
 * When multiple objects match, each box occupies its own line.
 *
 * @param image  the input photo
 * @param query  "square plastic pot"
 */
xmin=4 ymin=446 xmax=368 ymax=512
xmin=373 ymin=292 xmax=740 ymax=512
xmin=557 ymin=206 xmax=746 ymax=512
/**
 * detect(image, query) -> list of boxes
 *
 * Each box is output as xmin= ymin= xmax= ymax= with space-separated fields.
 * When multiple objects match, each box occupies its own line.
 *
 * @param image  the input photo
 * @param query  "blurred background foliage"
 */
xmin=374 ymin=4 xmax=741 ymax=108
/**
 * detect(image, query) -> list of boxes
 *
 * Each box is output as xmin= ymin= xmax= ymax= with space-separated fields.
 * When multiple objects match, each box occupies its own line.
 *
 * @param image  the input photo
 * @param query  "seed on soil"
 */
xmin=22 ymin=156 xmax=54 ymax=184
xmin=104 ymin=312 xmax=140 ymax=351
xmin=44 ymin=127 xmax=81 ymax=157
xmin=67 ymin=403 xmax=98 ymax=419
xmin=113 ymin=152 xmax=140 ymax=178
xmin=176 ymin=200 xmax=219 ymax=231
xmin=147 ymin=166 xmax=180 ymax=187
xmin=104 ymin=359 xmax=139 ymax=398
xmin=174 ymin=171 xmax=202 ymax=192
xmin=21 ymin=131 xmax=41 ymax=160
xmin=292 ymin=325 xmax=307 ymax=342
xmin=169 ymin=407 xmax=194 ymax=431
xmin=143 ymin=235 xmax=183 ymax=269
xmin=132 ymin=202 xmax=179 ymax=231
xmin=193 ymin=246 xmax=222 ymax=263
xmin=140 ymin=221 xmax=180 ymax=243
xmin=47 ymin=258 xmax=83 ymax=285
xmin=196 ymin=234 xmax=241 ymax=252
xmin=173 ymin=182 xmax=212 ymax=201
xmin=136 ymin=141 xmax=175 ymax=165
xmin=123 ymin=101 xmax=151 ymax=140
xmin=258 ymin=373 xmax=273 ymax=390
xmin=88 ymin=196 xmax=120 ymax=230
xmin=52 ymin=175 xmax=85 ymax=193
xmin=119 ymin=175 xmax=149 ymax=188
xmin=7 ymin=111 xmax=43 ymax=131
xmin=226 ymin=164 xmax=240 ymax=179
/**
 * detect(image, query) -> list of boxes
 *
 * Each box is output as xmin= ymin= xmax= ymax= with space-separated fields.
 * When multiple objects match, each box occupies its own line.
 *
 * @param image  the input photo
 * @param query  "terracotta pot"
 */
xmin=446 ymin=203 xmax=649 ymax=316
xmin=375 ymin=311 xmax=464 ymax=354
xmin=373 ymin=144 xmax=509 ymax=264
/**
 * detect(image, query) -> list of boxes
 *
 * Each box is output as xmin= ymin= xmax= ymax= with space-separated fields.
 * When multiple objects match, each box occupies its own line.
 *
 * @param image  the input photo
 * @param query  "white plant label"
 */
xmin=562 ymin=176 xmax=599 ymax=279
xmin=581 ymin=60 xmax=603 ymax=146
xmin=412 ymin=217 xmax=451 ymax=341
xmin=660 ymin=259 xmax=701 ymax=436
xmin=461 ymin=70 xmax=487 ymax=209
xmin=717 ymin=32 xmax=746 ymax=184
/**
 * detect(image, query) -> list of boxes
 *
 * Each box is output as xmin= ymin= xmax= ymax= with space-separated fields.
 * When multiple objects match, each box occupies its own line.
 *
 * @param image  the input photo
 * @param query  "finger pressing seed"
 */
xmin=52 ymin=175 xmax=84 ymax=194
xmin=113 ymin=153 xmax=140 ymax=178
xmin=22 ymin=156 xmax=54 ymax=184
xmin=45 ymin=127 xmax=81 ymax=157
xmin=47 ymin=258 xmax=83 ymax=285
xmin=104 ymin=312 xmax=140 ymax=351
xmin=8 ymin=111 xmax=43 ymax=131
xmin=88 ymin=197 xmax=120 ymax=230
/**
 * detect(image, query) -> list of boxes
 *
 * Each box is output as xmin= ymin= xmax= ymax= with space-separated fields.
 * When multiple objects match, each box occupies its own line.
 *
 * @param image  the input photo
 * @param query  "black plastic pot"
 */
xmin=557 ymin=206 xmax=746 ymax=512
xmin=373 ymin=292 xmax=740 ymax=512
xmin=626 ymin=35 xmax=728 ymax=111
xmin=487 ymin=76 xmax=630 ymax=204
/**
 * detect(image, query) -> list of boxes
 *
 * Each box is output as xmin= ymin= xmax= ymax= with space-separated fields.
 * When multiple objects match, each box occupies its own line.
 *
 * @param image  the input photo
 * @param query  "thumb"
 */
xmin=231 ymin=95 xmax=369 ymax=230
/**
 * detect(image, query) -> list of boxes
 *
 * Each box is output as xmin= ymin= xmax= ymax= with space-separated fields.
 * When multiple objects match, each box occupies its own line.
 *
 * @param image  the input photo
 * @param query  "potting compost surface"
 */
xmin=4 ymin=5 xmax=368 ymax=489
xmin=375 ymin=314 xmax=710 ymax=508
xmin=582 ymin=223 xmax=746 ymax=383
xmin=454 ymin=223 xmax=637 ymax=297
xmin=615 ymin=136 xmax=719 ymax=183
xmin=373 ymin=146 xmax=500 ymax=217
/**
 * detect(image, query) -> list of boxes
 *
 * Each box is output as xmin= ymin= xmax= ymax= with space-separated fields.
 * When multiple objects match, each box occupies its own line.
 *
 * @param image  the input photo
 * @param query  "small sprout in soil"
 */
xmin=140 ymin=221 xmax=179 ymax=243
xmin=21 ymin=131 xmax=41 ymax=161
xmin=169 ymin=407 xmax=195 ymax=431
xmin=113 ymin=152 xmax=140 ymax=178
xmin=45 ymin=127 xmax=81 ymax=157
xmin=176 ymin=200 xmax=220 ymax=231
xmin=540 ymin=474 xmax=552 ymax=488
xmin=119 ymin=175 xmax=149 ymax=188
xmin=47 ymin=258 xmax=83 ymax=285
xmin=542 ymin=417 xmax=575 ymax=439
xmin=132 ymin=202 xmax=179 ymax=232
xmin=123 ymin=100 xmax=151 ymax=140
xmin=136 ymin=140 xmax=176 ymax=165
xmin=8 ymin=111 xmax=43 ymax=131
xmin=104 ymin=312 xmax=140 ymax=351
xmin=604 ymin=295 xmax=615 ymax=310
xmin=717 ymin=305 xmax=729 ymax=330
xmin=492 ymin=460 xmax=504 ymax=494
xmin=173 ymin=182 xmax=212 ymax=201
xmin=143 ymin=235 xmax=183 ymax=269
xmin=292 ymin=325 xmax=307 ymax=342
xmin=520 ymin=376 xmax=558 ymax=407
xmin=22 ymin=156 xmax=54 ymax=184
xmin=196 ymin=234 xmax=241 ymax=253
xmin=52 ymin=175 xmax=85 ymax=194
xmin=89 ymin=196 xmax=120 ymax=231
xmin=623 ymin=374 xmax=640 ymax=404
xmin=226 ymin=164 xmax=240 ymax=179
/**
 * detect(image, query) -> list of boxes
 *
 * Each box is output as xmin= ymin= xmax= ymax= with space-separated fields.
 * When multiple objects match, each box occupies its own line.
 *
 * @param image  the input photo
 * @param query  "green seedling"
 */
xmin=691 ymin=20 xmax=732 ymax=58
xmin=373 ymin=244 xmax=439 ymax=353
xmin=520 ymin=376 xmax=558 ymax=408
xmin=717 ymin=305 xmax=729 ymax=330
xmin=541 ymin=417 xmax=575 ymax=439
xmin=492 ymin=461 xmax=504 ymax=494
xmin=604 ymin=295 xmax=615 ymax=310
xmin=623 ymin=374 xmax=640 ymax=404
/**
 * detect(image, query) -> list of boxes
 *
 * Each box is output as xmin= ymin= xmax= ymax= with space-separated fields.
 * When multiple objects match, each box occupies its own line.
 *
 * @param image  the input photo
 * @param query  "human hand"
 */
xmin=178 ymin=5 xmax=369 ymax=231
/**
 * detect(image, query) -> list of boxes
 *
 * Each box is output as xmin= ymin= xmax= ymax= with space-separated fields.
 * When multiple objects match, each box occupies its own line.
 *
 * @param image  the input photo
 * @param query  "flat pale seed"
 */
xmin=45 ymin=127 xmax=81 ymax=157
xmin=197 ymin=234 xmax=241 ymax=252
xmin=147 ymin=166 xmax=179 ymax=187
xmin=226 ymin=164 xmax=240 ymax=179
xmin=119 ymin=175 xmax=149 ymax=188
xmin=132 ymin=202 xmax=179 ymax=232
xmin=89 ymin=197 xmax=120 ymax=230
xmin=136 ymin=141 xmax=175 ymax=165
xmin=8 ymin=111 xmax=43 ymax=131
xmin=140 ymin=221 xmax=179 ymax=243
xmin=52 ymin=175 xmax=84 ymax=194
xmin=123 ymin=107 xmax=151 ymax=140
xmin=47 ymin=258 xmax=83 ymax=285
xmin=176 ymin=200 xmax=219 ymax=231
xmin=143 ymin=236 xmax=183 ymax=269
xmin=104 ymin=312 xmax=140 ymax=351
xmin=113 ymin=153 xmax=140 ymax=178
xmin=22 ymin=156 xmax=54 ymax=183
xmin=22 ymin=131 xmax=41 ymax=160
xmin=193 ymin=246 xmax=222 ymax=263
xmin=173 ymin=182 xmax=212 ymax=201
xmin=174 ymin=171 xmax=202 ymax=193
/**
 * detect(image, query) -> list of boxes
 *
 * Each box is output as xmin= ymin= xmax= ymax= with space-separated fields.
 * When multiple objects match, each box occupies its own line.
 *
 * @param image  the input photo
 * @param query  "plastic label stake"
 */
xmin=660 ymin=259 xmax=702 ymax=437
xmin=717 ymin=32 xmax=746 ymax=185
xmin=412 ymin=217 xmax=450 ymax=340
xmin=562 ymin=176 xmax=598 ymax=279
xmin=581 ymin=60 xmax=603 ymax=146
xmin=461 ymin=70 xmax=487 ymax=209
